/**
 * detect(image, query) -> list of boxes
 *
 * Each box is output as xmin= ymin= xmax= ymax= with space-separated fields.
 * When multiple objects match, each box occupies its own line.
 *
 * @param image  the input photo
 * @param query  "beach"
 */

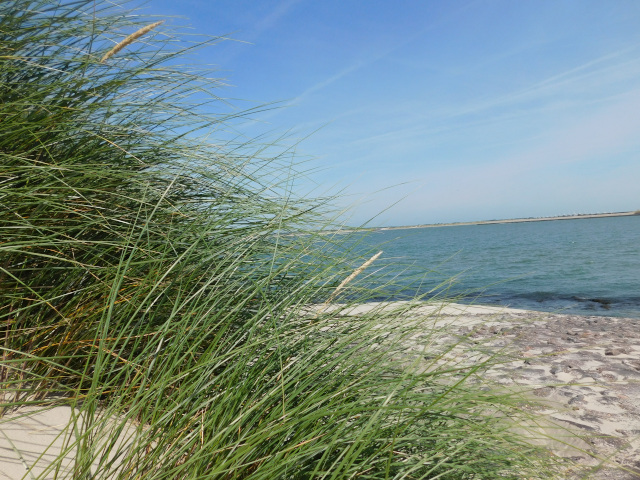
xmin=423 ymin=304 xmax=640 ymax=479
xmin=2 ymin=303 xmax=639 ymax=479
xmin=326 ymin=302 xmax=640 ymax=479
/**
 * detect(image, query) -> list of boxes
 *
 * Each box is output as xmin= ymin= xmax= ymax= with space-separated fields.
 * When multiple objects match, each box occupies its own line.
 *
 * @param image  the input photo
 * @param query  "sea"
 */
xmin=361 ymin=215 xmax=640 ymax=317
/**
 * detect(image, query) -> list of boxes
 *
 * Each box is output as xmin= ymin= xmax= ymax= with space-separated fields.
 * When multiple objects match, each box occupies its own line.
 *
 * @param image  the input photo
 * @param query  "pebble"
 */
xmin=605 ymin=347 xmax=625 ymax=356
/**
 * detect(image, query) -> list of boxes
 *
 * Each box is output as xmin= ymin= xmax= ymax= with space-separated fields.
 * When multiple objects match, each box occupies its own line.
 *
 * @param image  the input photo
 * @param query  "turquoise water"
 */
xmin=367 ymin=215 xmax=640 ymax=317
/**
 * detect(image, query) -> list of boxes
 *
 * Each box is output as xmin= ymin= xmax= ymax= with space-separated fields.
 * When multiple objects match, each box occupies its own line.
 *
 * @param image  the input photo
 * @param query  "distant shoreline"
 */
xmin=375 ymin=210 xmax=640 ymax=232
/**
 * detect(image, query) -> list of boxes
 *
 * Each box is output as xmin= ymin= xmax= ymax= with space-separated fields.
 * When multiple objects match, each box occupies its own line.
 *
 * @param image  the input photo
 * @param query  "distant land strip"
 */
xmin=374 ymin=210 xmax=640 ymax=232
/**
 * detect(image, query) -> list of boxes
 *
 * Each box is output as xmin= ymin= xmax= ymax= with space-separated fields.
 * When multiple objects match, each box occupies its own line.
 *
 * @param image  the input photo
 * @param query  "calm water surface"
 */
xmin=366 ymin=215 xmax=640 ymax=317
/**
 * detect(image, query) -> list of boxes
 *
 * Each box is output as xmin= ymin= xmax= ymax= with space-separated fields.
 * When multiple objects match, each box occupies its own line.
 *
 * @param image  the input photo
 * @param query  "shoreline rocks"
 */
xmin=434 ymin=310 xmax=640 ymax=479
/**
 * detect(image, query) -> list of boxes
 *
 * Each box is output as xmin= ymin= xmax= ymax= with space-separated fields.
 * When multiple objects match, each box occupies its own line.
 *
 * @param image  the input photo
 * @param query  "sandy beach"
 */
xmin=448 ymin=307 xmax=640 ymax=479
xmin=324 ymin=302 xmax=640 ymax=479
xmin=2 ymin=303 xmax=639 ymax=479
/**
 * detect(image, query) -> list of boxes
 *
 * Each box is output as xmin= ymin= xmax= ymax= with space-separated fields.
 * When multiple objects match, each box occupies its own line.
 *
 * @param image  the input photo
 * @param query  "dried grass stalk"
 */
xmin=101 ymin=20 xmax=164 ymax=63
xmin=323 ymin=251 xmax=383 ymax=307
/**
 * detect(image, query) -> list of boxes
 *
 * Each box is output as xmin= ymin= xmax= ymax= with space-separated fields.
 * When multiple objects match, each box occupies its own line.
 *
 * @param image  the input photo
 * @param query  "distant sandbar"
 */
xmin=377 ymin=210 xmax=640 ymax=231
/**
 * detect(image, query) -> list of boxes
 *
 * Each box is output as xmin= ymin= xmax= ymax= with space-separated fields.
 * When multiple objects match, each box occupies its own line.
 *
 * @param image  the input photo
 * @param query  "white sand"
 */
xmin=0 ymin=406 xmax=138 ymax=479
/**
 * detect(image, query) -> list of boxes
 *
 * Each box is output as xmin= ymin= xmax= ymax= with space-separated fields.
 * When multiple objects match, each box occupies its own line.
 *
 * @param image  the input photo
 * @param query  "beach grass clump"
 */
xmin=1 ymin=1 xmax=563 ymax=478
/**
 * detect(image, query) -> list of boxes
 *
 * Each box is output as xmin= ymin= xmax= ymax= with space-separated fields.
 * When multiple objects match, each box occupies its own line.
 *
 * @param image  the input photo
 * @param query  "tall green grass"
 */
xmin=1 ymin=1 xmax=564 ymax=478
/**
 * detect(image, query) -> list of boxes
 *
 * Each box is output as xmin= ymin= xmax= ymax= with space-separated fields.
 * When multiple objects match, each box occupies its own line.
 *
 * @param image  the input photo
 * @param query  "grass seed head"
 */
xmin=100 ymin=20 xmax=164 ymax=63
xmin=324 ymin=250 xmax=383 ymax=306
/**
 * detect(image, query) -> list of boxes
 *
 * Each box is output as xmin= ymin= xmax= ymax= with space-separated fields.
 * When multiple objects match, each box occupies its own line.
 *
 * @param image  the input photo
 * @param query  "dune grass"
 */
xmin=0 ymin=1 xmax=567 ymax=478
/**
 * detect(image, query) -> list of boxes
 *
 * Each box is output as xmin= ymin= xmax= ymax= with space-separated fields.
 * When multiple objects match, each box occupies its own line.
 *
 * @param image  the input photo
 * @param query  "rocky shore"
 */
xmin=417 ymin=305 xmax=640 ymax=479
xmin=334 ymin=302 xmax=640 ymax=478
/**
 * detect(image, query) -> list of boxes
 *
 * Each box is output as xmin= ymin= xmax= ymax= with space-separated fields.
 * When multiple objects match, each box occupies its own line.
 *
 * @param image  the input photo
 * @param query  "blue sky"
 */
xmin=149 ymin=0 xmax=640 ymax=226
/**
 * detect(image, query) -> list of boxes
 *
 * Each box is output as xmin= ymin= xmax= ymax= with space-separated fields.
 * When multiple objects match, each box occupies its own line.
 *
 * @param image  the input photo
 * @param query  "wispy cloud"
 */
xmin=345 ymin=45 xmax=640 ymax=151
xmin=422 ymin=87 xmax=640 ymax=193
xmin=291 ymin=60 xmax=369 ymax=104
xmin=211 ymin=0 xmax=305 ymax=66
xmin=290 ymin=0 xmax=481 ymax=105
xmin=252 ymin=0 xmax=304 ymax=40
xmin=451 ymin=45 xmax=640 ymax=117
